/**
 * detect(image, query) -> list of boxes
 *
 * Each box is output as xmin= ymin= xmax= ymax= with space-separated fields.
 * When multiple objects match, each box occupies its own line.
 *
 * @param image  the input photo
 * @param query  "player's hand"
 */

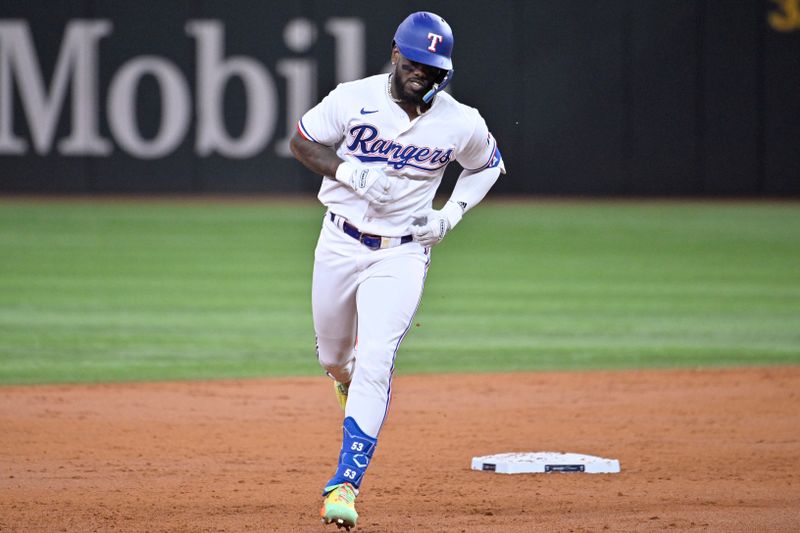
xmin=410 ymin=212 xmax=449 ymax=247
xmin=409 ymin=201 xmax=464 ymax=247
xmin=335 ymin=162 xmax=392 ymax=205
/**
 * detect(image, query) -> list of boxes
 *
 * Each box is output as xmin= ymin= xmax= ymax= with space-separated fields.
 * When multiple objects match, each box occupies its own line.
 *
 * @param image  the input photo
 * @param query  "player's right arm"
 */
xmin=290 ymin=131 xmax=392 ymax=205
xmin=289 ymin=131 xmax=342 ymax=179
xmin=290 ymin=83 xmax=392 ymax=204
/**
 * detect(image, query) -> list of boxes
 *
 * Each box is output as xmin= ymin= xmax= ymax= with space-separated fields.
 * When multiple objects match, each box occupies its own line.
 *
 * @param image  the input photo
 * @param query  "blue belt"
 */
xmin=330 ymin=213 xmax=413 ymax=251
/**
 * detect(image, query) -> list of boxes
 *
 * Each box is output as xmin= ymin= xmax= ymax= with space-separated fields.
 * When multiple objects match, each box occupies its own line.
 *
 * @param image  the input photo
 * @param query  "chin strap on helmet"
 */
xmin=423 ymin=68 xmax=454 ymax=104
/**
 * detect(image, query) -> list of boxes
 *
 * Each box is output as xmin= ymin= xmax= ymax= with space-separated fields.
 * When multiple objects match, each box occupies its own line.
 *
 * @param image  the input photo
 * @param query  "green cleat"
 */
xmin=320 ymin=482 xmax=358 ymax=530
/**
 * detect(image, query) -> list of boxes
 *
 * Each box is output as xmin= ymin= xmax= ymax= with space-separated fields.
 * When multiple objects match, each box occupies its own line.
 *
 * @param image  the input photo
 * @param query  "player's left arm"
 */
xmin=409 ymin=164 xmax=502 ymax=246
xmin=410 ymin=113 xmax=505 ymax=247
xmin=444 ymin=162 xmax=503 ymax=221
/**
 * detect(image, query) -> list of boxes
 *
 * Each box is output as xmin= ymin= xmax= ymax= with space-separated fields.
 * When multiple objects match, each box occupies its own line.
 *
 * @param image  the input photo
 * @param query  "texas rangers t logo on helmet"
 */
xmin=427 ymin=32 xmax=443 ymax=52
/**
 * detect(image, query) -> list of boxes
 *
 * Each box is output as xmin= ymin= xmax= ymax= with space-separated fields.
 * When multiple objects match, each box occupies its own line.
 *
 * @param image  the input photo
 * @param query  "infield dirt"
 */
xmin=1 ymin=367 xmax=799 ymax=532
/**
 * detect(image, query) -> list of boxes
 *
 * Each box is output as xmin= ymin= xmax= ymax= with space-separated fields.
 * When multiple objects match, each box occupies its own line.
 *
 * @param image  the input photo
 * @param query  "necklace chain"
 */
xmin=387 ymin=74 xmax=402 ymax=103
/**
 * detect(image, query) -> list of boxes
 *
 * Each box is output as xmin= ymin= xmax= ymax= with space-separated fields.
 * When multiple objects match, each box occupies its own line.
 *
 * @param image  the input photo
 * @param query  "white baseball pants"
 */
xmin=312 ymin=213 xmax=429 ymax=438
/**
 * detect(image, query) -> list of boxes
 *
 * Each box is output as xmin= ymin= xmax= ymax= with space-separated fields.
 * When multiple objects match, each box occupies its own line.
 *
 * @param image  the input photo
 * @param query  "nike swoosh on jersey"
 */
xmin=360 ymin=108 xmax=379 ymax=115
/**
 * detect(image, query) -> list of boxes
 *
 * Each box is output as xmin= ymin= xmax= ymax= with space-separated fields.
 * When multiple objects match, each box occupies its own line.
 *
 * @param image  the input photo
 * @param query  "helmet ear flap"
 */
xmin=423 ymin=68 xmax=453 ymax=104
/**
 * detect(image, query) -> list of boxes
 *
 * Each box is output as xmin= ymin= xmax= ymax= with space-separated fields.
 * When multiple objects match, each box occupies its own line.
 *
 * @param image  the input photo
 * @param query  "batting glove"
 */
xmin=335 ymin=161 xmax=392 ymax=205
xmin=409 ymin=201 xmax=464 ymax=247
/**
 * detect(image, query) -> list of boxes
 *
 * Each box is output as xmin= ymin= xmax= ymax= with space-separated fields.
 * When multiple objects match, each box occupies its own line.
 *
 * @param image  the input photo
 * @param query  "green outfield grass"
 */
xmin=0 ymin=198 xmax=798 ymax=385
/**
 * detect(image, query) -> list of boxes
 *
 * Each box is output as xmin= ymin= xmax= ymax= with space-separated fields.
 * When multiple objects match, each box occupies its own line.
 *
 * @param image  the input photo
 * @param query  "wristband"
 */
xmin=335 ymin=161 xmax=355 ymax=184
xmin=441 ymin=200 xmax=464 ymax=230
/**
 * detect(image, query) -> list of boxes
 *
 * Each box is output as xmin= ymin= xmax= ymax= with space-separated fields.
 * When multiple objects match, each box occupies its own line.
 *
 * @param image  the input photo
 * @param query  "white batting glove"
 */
xmin=335 ymin=161 xmax=392 ymax=205
xmin=409 ymin=201 xmax=464 ymax=247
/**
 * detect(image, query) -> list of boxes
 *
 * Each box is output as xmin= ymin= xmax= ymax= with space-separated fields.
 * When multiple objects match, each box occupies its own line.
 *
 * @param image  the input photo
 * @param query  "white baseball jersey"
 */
xmin=297 ymin=73 xmax=501 ymax=237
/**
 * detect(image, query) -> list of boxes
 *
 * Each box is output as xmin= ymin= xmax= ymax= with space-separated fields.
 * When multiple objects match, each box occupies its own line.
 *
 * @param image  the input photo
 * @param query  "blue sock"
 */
xmin=323 ymin=416 xmax=377 ymax=494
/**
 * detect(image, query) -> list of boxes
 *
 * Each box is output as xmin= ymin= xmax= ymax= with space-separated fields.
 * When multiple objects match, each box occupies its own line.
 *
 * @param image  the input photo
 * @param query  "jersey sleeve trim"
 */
xmin=297 ymin=118 xmax=320 ymax=144
xmin=462 ymin=135 xmax=499 ymax=172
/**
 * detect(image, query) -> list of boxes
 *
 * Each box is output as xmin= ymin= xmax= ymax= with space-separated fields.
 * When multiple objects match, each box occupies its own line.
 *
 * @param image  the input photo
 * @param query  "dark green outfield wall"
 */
xmin=1 ymin=1 xmax=798 ymax=195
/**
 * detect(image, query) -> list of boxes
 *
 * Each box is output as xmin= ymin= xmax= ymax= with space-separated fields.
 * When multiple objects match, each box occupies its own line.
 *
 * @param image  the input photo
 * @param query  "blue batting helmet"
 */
xmin=393 ymin=11 xmax=454 ymax=71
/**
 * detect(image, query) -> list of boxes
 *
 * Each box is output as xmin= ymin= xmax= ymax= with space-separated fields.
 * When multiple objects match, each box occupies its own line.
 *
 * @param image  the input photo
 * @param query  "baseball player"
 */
xmin=290 ymin=11 xmax=504 ymax=530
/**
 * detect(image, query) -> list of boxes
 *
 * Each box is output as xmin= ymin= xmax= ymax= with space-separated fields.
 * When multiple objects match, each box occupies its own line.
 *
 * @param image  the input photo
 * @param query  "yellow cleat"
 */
xmin=320 ymin=482 xmax=358 ymax=530
xmin=333 ymin=381 xmax=349 ymax=411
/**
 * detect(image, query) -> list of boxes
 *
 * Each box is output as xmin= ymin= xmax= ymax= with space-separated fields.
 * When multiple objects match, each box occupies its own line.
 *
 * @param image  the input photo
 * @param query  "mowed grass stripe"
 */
xmin=0 ymin=201 xmax=318 ymax=383
xmin=0 ymin=199 xmax=798 ymax=384
xmin=404 ymin=201 xmax=799 ymax=373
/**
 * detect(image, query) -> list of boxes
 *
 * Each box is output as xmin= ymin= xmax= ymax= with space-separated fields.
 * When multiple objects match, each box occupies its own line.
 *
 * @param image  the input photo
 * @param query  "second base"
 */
xmin=471 ymin=451 xmax=620 ymax=474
